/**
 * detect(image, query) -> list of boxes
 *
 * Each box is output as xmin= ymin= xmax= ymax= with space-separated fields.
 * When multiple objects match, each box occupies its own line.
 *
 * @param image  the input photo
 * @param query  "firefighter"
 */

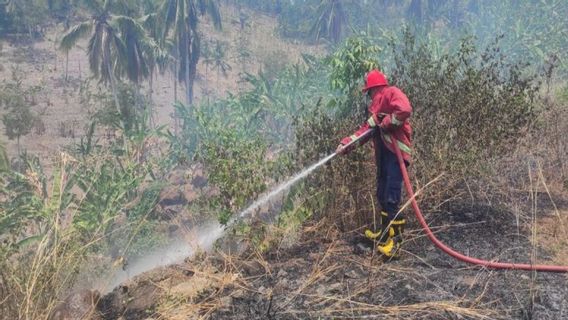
xmin=336 ymin=69 xmax=412 ymax=258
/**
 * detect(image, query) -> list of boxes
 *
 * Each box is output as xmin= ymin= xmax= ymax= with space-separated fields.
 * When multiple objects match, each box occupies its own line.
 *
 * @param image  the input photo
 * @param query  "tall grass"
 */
xmin=0 ymin=133 xmax=168 ymax=319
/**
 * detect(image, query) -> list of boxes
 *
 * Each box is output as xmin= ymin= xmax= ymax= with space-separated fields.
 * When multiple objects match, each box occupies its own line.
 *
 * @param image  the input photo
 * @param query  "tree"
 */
xmin=158 ymin=0 xmax=222 ymax=106
xmin=61 ymin=1 xmax=124 ymax=132
xmin=206 ymin=39 xmax=231 ymax=82
xmin=311 ymin=0 xmax=347 ymax=44
xmin=60 ymin=0 xmax=159 ymax=144
xmin=2 ymin=105 xmax=35 ymax=153
xmin=0 ymin=69 xmax=39 ymax=154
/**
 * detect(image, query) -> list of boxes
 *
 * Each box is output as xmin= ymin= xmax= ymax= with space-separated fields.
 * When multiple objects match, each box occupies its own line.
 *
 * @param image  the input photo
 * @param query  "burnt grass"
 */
xmin=99 ymin=203 xmax=568 ymax=320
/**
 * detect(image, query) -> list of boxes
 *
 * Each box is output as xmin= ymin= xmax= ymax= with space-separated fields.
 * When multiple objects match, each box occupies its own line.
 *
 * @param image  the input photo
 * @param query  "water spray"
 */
xmin=228 ymin=128 xmax=375 ymax=225
xmin=102 ymin=131 xmax=373 ymax=292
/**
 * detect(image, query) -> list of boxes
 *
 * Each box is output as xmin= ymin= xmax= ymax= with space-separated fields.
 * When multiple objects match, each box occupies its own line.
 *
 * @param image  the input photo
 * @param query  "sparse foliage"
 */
xmin=0 ymin=68 xmax=40 ymax=153
xmin=391 ymin=30 xmax=538 ymax=183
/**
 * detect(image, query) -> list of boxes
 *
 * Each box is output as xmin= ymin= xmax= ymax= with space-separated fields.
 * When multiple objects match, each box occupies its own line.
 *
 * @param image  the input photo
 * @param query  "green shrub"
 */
xmin=198 ymin=124 xmax=272 ymax=224
xmin=390 ymin=30 xmax=538 ymax=194
xmin=0 ymin=69 xmax=41 ymax=153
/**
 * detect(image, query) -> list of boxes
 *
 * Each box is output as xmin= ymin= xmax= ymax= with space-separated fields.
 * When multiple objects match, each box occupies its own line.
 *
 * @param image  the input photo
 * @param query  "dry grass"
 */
xmin=283 ymin=298 xmax=498 ymax=319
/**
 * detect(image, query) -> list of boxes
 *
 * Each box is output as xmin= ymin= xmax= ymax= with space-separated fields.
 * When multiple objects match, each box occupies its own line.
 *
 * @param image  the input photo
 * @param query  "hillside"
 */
xmin=0 ymin=5 xmax=322 ymax=159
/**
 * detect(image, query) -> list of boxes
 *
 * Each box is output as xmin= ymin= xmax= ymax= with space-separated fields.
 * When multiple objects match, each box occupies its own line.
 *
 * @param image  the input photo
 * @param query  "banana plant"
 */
xmin=0 ymin=153 xmax=76 ymax=255
xmin=72 ymin=157 xmax=144 ymax=240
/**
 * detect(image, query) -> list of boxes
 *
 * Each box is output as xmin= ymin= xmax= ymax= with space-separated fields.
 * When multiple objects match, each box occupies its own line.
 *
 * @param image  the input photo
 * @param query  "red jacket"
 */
xmin=341 ymin=86 xmax=413 ymax=162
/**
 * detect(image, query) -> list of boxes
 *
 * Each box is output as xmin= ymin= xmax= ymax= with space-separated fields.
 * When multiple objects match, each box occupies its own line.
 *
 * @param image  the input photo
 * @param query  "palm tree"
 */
xmin=138 ymin=11 xmax=171 ymax=99
xmin=206 ymin=40 xmax=231 ymax=82
xmin=114 ymin=14 xmax=167 ymax=128
xmin=311 ymin=0 xmax=347 ymax=44
xmin=114 ymin=16 xmax=152 ymax=84
xmin=158 ymin=0 xmax=222 ymax=106
xmin=60 ymin=1 xmax=125 ymax=129
xmin=60 ymin=0 xmax=160 ymax=136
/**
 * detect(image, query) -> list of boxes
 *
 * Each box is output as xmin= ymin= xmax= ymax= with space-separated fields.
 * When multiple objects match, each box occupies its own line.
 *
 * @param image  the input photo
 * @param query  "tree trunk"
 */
xmin=106 ymin=61 xmax=128 ymax=153
xmin=185 ymin=54 xmax=192 ymax=106
xmin=173 ymin=59 xmax=179 ymax=135
xmin=65 ymin=51 xmax=69 ymax=81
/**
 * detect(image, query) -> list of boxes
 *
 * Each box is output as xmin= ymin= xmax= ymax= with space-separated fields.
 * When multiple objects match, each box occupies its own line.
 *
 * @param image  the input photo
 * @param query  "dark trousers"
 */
xmin=376 ymin=138 xmax=405 ymax=221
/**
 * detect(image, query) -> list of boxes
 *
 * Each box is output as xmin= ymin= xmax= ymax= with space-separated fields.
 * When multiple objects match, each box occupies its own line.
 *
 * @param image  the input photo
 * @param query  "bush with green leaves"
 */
xmin=284 ymin=35 xmax=382 ymax=230
xmin=0 ymin=69 xmax=41 ymax=153
xmin=389 ymin=30 xmax=538 ymax=187
xmin=326 ymin=36 xmax=381 ymax=113
xmin=190 ymin=98 xmax=278 ymax=224
xmin=0 ymin=85 xmax=171 ymax=319
xmin=0 ymin=147 xmax=169 ymax=318
xmin=175 ymin=35 xmax=383 ymax=231
xmin=171 ymin=57 xmax=332 ymax=226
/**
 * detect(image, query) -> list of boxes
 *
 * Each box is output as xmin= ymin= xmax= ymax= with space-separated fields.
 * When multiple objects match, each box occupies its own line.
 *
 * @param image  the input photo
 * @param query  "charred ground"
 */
xmin=98 ymin=195 xmax=568 ymax=320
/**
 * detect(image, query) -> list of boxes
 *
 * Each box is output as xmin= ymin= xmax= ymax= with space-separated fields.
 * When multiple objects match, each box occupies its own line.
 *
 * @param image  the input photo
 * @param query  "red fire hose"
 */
xmin=390 ymin=136 xmax=568 ymax=273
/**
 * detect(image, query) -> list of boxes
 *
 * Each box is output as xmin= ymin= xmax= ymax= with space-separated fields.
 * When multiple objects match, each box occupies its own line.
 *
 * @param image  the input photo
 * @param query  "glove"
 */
xmin=336 ymin=140 xmax=355 ymax=155
xmin=379 ymin=114 xmax=402 ymax=131
xmin=336 ymin=143 xmax=349 ymax=155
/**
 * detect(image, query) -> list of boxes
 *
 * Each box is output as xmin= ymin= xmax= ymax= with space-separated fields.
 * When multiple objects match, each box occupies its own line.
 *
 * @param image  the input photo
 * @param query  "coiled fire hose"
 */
xmin=344 ymin=128 xmax=568 ymax=272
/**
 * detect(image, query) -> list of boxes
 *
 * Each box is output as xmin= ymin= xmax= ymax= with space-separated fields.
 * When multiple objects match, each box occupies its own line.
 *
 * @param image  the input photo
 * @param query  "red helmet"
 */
xmin=362 ymin=70 xmax=388 ymax=92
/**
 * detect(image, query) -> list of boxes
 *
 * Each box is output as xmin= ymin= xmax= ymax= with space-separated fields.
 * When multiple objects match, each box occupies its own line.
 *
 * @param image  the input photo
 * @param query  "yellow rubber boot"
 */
xmin=377 ymin=218 xmax=405 ymax=258
xmin=377 ymin=235 xmax=399 ymax=258
xmin=364 ymin=212 xmax=389 ymax=240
